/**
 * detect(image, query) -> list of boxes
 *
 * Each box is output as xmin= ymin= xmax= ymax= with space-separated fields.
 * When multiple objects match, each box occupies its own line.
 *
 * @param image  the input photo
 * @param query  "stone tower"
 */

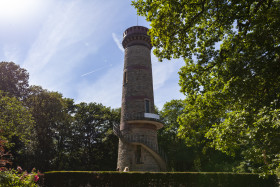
xmin=114 ymin=26 xmax=166 ymax=172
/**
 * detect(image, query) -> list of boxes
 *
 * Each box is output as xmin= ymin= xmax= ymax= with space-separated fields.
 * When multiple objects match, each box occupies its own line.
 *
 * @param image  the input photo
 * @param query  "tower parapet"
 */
xmin=122 ymin=26 xmax=152 ymax=49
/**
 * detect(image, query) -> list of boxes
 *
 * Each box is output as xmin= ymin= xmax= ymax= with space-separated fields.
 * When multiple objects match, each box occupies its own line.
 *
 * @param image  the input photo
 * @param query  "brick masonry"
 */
xmin=117 ymin=26 xmax=165 ymax=172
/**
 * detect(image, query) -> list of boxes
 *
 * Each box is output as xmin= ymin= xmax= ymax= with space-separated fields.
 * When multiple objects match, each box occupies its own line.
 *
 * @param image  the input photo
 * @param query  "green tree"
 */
xmin=0 ymin=91 xmax=35 ymax=169
xmin=25 ymin=86 xmax=72 ymax=171
xmin=0 ymin=91 xmax=34 ymax=148
xmin=0 ymin=62 xmax=29 ymax=99
xmin=133 ymin=0 xmax=280 ymax=174
xmin=0 ymin=61 xmax=35 ymax=169
xmin=159 ymin=99 xmax=239 ymax=172
xmin=69 ymin=103 xmax=119 ymax=171
xmin=159 ymin=100 xmax=194 ymax=171
xmin=0 ymin=61 xmax=121 ymax=172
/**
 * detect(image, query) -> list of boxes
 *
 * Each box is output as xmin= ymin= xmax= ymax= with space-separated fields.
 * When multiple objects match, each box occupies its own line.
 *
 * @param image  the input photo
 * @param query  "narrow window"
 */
xmin=145 ymin=99 xmax=150 ymax=113
xmin=136 ymin=145 xmax=142 ymax=164
xmin=123 ymin=71 xmax=127 ymax=84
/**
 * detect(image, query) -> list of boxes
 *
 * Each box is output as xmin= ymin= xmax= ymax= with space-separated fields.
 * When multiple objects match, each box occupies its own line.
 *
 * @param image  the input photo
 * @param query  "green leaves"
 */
xmin=70 ymin=103 xmax=120 ymax=171
xmin=133 ymin=0 xmax=280 ymax=174
xmin=0 ymin=62 xmax=121 ymax=172
xmin=0 ymin=91 xmax=34 ymax=148
xmin=0 ymin=62 xmax=29 ymax=99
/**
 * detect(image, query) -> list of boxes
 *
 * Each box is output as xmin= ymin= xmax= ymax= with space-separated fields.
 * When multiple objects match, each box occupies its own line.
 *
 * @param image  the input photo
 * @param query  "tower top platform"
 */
xmin=122 ymin=26 xmax=152 ymax=49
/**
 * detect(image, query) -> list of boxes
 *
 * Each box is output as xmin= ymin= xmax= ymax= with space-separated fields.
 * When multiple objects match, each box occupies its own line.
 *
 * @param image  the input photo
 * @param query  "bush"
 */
xmin=0 ymin=135 xmax=41 ymax=186
xmin=0 ymin=167 xmax=41 ymax=187
xmin=43 ymin=171 xmax=278 ymax=187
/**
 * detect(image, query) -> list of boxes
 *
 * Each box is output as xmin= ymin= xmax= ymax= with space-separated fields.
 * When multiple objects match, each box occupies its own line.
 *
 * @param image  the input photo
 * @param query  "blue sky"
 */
xmin=0 ymin=0 xmax=185 ymax=109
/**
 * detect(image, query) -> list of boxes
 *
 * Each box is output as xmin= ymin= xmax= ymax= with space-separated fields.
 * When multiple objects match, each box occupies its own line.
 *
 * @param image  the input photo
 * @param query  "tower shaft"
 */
xmin=116 ymin=26 xmax=166 ymax=172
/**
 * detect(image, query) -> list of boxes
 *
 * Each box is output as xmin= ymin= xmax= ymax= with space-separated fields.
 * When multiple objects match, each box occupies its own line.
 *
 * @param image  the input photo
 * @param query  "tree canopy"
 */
xmin=133 ymin=0 xmax=280 ymax=174
xmin=159 ymin=99 xmax=242 ymax=172
xmin=0 ymin=62 xmax=29 ymax=99
xmin=0 ymin=91 xmax=34 ymax=148
xmin=0 ymin=62 xmax=120 ymax=171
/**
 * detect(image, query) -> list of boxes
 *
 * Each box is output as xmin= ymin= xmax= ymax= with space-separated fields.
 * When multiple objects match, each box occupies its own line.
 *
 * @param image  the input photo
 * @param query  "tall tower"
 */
xmin=114 ymin=26 xmax=166 ymax=171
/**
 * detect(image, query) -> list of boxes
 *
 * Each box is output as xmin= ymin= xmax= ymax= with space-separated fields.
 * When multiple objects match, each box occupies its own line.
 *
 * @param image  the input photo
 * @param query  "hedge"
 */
xmin=43 ymin=171 xmax=278 ymax=187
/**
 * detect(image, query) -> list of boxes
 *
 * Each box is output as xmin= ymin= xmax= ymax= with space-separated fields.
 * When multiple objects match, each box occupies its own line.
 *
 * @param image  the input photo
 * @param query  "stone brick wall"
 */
xmin=117 ymin=141 xmax=160 ymax=172
xmin=120 ymin=45 xmax=155 ymax=130
xmin=117 ymin=123 xmax=160 ymax=172
xmin=117 ymin=26 xmax=165 ymax=172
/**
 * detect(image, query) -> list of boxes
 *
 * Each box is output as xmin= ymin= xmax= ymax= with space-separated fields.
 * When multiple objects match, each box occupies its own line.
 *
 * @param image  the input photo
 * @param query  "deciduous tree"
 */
xmin=69 ymin=103 xmax=119 ymax=171
xmin=0 ymin=91 xmax=34 ymax=148
xmin=25 ymin=86 xmax=72 ymax=171
xmin=0 ymin=62 xmax=29 ymax=99
xmin=133 ymin=0 xmax=280 ymax=174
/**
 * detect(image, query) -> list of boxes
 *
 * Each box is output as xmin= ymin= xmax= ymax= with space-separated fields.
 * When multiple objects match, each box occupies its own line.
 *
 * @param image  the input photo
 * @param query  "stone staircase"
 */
xmin=113 ymin=123 xmax=167 ymax=171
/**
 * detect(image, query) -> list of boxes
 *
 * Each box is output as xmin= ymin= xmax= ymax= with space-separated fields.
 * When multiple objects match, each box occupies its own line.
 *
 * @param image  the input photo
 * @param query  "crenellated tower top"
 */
xmin=122 ymin=26 xmax=152 ymax=49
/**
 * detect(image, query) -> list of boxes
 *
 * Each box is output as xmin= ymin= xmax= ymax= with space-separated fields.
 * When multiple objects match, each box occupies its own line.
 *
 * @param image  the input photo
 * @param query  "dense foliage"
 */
xmin=159 ymin=99 xmax=242 ymax=172
xmin=133 ymin=0 xmax=280 ymax=174
xmin=43 ymin=171 xmax=278 ymax=187
xmin=0 ymin=140 xmax=40 ymax=187
xmin=158 ymin=100 xmax=193 ymax=171
xmin=0 ymin=62 xmax=119 ymax=172
xmin=0 ymin=167 xmax=40 ymax=187
xmin=0 ymin=91 xmax=34 ymax=149
xmin=0 ymin=62 xmax=29 ymax=99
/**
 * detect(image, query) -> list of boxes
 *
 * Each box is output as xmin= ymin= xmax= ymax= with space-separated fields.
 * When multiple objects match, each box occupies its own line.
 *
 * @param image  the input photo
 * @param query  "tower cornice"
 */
xmin=122 ymin=26 xmax=152 ymax=49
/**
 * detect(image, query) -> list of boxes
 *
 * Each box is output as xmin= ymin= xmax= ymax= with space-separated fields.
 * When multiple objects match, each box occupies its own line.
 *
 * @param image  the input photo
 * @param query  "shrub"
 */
xmin=0 ymin=140 xmax=41 ymax=187
xmin=0 ymin=167 xmax=41 ymax=187
xmin=43 ymin=171 xmax=278 ymax=187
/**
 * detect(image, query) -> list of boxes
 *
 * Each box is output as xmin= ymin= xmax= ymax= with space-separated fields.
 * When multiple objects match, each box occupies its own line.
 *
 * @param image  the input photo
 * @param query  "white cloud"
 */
xmin=75 ymin=55 xmax=185 ymax=109
xmin=76 ymin=63 xmax=123 ymax=108
xmin=22 ymin=0 xmax=118 ymax=92
xmin=81 ymin=64 xmax=113 ymax=77
xmin=3 ymin=44 xmax=20 ymax=62
xmin=154 ymin=81 xmax=185 ymax=109
xmin=24 ymin=1 xmax=95 ymax=72
xmin=112 ymin=33 xmax=124 ymax=52
xmin=152 ymin=55 xmax=185 ymax=109
xmin=152 ymin=54 xmax=184 ymax=90
xmin=0 ymin=0 xmax=185 ymax=109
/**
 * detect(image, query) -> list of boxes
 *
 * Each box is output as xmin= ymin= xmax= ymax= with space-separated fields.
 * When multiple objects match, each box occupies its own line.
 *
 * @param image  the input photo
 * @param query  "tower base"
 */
xmin=117 ymin=139 xmax=161 ymax=172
